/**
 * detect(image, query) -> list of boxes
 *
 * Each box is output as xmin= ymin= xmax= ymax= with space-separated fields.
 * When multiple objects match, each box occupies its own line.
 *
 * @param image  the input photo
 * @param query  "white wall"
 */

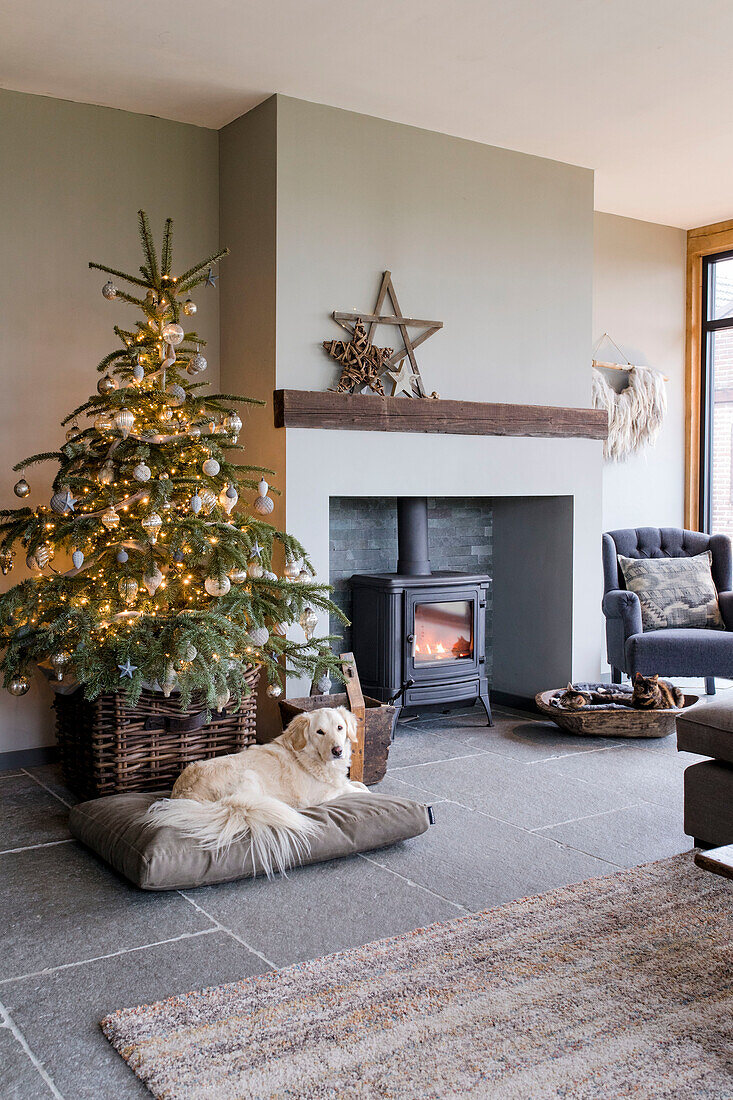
xmin=593 ymin=212 xmax=686 ymax=532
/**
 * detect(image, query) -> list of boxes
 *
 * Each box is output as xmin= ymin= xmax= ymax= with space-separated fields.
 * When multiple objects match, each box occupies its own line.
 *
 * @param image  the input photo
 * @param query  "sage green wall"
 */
xmin=0 ymin=89 xmax=219 ymax=757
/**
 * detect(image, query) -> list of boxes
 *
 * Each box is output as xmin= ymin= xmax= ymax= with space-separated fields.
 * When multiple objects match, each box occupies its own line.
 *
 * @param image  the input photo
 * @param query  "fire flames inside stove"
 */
xmin=413 ymin=599 xmax=474 ymax=663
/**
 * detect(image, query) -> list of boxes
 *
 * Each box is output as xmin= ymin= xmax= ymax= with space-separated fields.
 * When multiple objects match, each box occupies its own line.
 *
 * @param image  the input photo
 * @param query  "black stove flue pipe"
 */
xmin=396 ymin=497 xmax=432 ymax=576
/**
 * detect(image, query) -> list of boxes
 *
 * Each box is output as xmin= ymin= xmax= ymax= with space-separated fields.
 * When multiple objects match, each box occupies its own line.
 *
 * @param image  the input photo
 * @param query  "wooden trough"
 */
xmin=535 ymin=689 xmax=699 ymax=739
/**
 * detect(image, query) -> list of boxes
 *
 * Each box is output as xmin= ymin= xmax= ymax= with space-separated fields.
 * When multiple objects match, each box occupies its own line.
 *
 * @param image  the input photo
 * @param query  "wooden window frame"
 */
xmin=686 ymin=218 xmax=733 ymax=528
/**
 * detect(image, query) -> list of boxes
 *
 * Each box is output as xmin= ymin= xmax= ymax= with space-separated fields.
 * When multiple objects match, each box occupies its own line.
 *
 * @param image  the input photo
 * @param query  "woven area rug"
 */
xmin=102 ymin=854 xmax=733 ymax=1099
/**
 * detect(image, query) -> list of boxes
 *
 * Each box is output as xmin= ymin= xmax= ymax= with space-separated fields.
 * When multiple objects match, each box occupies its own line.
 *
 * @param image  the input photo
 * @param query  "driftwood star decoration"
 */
xmin=331 ymin=271 xmax=442 ymax=398
xmin=323 ymin=320 xmax=393 ymax=395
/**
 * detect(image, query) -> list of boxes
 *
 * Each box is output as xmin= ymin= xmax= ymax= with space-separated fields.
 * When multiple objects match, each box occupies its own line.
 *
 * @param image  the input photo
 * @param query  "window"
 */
xmin=699 ymin=250 xmax=733 ymax=533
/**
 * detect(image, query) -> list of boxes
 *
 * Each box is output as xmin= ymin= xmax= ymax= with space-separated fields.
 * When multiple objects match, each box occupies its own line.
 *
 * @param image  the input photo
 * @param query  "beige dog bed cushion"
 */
xmin=69 ymin=792 xmax=432 ymax=890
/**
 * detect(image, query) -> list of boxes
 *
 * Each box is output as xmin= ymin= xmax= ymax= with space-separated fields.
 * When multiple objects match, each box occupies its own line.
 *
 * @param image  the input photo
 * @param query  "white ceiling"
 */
xmin=3 ymin=0 xmax=733 ymax=229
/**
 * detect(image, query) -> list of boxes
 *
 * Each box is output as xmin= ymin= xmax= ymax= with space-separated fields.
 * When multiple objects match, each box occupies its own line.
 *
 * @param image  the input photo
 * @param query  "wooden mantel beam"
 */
xmin=273 ymin=390 xmax=607 ymax=440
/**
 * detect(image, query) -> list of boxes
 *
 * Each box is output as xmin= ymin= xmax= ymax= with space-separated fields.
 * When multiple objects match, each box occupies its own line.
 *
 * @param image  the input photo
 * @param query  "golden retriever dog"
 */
xmin=146 ymin=707 xmax=368 ymax=875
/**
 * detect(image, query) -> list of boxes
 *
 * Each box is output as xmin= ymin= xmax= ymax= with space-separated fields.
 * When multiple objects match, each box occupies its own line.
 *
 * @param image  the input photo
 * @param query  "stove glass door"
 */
xmin=413 ymin=599 xmax=474 ymax=664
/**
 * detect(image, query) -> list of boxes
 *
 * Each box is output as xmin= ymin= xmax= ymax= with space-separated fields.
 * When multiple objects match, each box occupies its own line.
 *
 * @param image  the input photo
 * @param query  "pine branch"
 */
xmin=137 ymin=210 xmax=160 ymax=287
xmin=161 ymin=218 xmax=173 ymax=276
xmin=175 ymin=248 xmax=230 ymax=291
xmin=13 ymin=452 xmax=63 ymax=471
xmin=87 ymin=262 xmax=150 ymax=289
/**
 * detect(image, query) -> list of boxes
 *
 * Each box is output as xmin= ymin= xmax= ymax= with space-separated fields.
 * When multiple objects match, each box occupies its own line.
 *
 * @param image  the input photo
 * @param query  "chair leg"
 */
xmin=612 ymin=667 xmax=622 ymax=684
xmin=705 ymin=676 xmax=716 ymax=696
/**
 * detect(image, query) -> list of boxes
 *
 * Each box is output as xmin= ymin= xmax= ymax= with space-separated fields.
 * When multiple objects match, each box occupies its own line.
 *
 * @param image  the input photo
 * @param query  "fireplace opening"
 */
xmin=413 ymin=600 xmax=473 ymax=663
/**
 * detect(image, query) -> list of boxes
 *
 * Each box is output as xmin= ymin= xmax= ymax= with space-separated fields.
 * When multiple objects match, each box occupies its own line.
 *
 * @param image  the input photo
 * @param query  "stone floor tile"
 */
xmin=534 ymin=744 xmax=685 ymax=808
xmin=0 ymin=773 xmax=71 ymax=852
xmin=23 ymin=763 xmax=79 ymax=806
xmin=389 ymin=724 xmax=487 ymax=767
xmin=0 ymin=1023 xmax=55 ymax=1100
xmin=537 ymin=800 xmax=693 ymax=869
xmin=0 ymin=843 xmax=212 ymax=982
xmin=2 ymin=931 xmax=269 ymax=1100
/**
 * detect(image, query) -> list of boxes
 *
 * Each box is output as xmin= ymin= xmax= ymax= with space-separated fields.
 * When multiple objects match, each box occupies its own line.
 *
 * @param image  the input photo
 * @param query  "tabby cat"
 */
xmin=558 ymin=673 xmax=683 ymax=711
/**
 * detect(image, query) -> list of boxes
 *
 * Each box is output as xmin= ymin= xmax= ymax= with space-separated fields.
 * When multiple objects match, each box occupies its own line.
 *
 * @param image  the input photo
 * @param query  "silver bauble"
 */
xmin=263 ymin=571 xmax=278 ymax=582
xmin=229 ymin=568 xmax=248 ymax=584
xmin=94 ymin=413 xmax=115 ymax=434
xmin=215 ymin=687 xmax=230 ymax=712
xmin=13 ymin=478 xmax=30 ymax=499
xmin=8 ymin=675 xmax=30 ymax=697
xmin=161 ymin=665 xmax=177 ymax=698
xmin=32 ymin=543 xmax=52 ymax=569
xmin=188 ymin=424 xmax=202 ymax=438
xmin=159 ymin=406 xmax=174 ymax=423
xmin=114 ymin=409 xmax=135 ymax=439
xmin=50 ymin=651 xmax=70 ymax=681
xmin=190 ymin=493 xmax=202 ymax=515
xmin=166 ymin=384 xmax=186 ymax=407
xmin=132 ymin=361 xmax=145 ymax=382
xmin=65 ymin=423 xmax=80 ymax=441
xmin=143 ymin=565 xmax=164 ymax=595
xmin=132 ymin=462 xmax=151 ymax=483
xmin=116 ymin=548 xmax=128 ymax=564
xmin=183 ymin=299 xmax=197 ymax=316
xmin=273 ymin=621 xmax=288 ymax=636
xmin=202 ymin=457 xmax=220 ymax=477
xmin=299 ymin=607 xmax=318 ymax=640
xmin=283 ymin=559 xmax=300 ymax=580
xmin=266 ymin=683 xmax=282 ymax=699
xmin=102 ymin=280 xmax=117 ymax=300
xmin=225 ymin=413 xmax=243 ymax=436
xmin=72 ymin=549 xmax=84 ymax=569
xmin=253 ymin=494 xmax=274 ymax=516
xmin=97 ymin=374 xmax=118 ymax=395
xmin=247 ymin=560 xmax=264 ymax=579
xmin=118 ymin=577 xmax=139 ymax=604
xmin=249 ymin=626 xmax=269 ymax=647
xmin=297 ymin=569 xmax=311 ymax=583
xmin=50 ymin=489 xmax=71 ymax=514
xmin=0 ymin=548 xmax=15 ymax=575
xmin=183 ymin=643 xmax=197 ymax=662
xmin=187 ymin=351 xmax=207 ymax=375
xmin=98 ymin=462 xmax=115 ymax=486
xmin=199 ymin=488 xmax=217 ymax=514
xmin=161 ymin=323 xmax=184 ymax=346
xmin=101 ymin=507 xmax=120 ymax=530
xmin=205 ymin=574 xmax=231 ymax=597
xmin=316 ymin=673 xmax=332 ymax=695
xmin=141 ymin=512 xmax=162 ymax=543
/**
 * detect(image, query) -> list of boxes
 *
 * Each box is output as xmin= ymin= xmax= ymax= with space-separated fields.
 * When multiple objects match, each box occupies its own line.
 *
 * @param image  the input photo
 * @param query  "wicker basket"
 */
xmin=278 ymin=692 xmax=396 ymax=785
xmin=54 ymin=666 xmax=259 ymax=799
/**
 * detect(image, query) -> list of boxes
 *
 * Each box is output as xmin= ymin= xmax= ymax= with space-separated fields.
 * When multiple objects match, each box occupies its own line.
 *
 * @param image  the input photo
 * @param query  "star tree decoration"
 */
xmin=322 ymin=320 xmax=393 ymax=395
xmin=326 ymin=271 xmax=443 ymax=398
xmin=0 ymin=211 xmax=346 ymax=710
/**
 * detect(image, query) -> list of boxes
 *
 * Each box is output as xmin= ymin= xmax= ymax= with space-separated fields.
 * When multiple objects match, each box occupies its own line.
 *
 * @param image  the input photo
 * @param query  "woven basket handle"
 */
xmin=144 ymin=712 xmax=206 ymax=733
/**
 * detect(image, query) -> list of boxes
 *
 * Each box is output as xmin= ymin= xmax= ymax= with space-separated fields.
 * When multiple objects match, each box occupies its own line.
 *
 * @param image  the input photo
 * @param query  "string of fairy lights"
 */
xmin=0 ymin=212 xmax=344 ymax=709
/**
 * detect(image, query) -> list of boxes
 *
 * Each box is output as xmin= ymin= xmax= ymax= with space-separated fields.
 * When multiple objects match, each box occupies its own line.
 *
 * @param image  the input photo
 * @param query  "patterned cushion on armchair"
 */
xmin=618 ymin=551 xmax=724 ymax=631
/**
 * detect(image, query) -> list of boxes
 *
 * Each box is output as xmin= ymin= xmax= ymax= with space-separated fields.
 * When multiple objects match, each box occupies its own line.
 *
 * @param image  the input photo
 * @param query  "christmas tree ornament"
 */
xmin=101 ymin=280 xmax=117 ymax=300
xmin=253 ymin=478 xmax=274 ymax=515
xmin=249 ymin=626 xmax=269 ymax=647
xmin=316 ymin=672 xmax=332 ymax=695
xmin=118 ymin=659 xmax=137 ymax=679
xmin=141 ymin=512 xmax=162 ymax=543
xmin=229 ymin=567 xmax=248 ymax=584
xmin=205 ymin=574 xmax=231 ymax=597
xmin=183 ymin=298 xmax=197 ymax=316
xmin=8 ymin=675 xmax=30 ymax=697
xmin=114 ymin=409 xmax=134 ymax=439
xmin=202 ymin=457 xmax=220 ymax=477
xmin=263 ymin=570 xmax=278 ymax=582
xmin=299 ymin=607 xmax=318 ymax=640
xmin=116 ymin=548 xmax=128 ymax=564
xmin=143 ymin=565 xmax=164 ymax=595
xmin=161 ymin=322 xmax=184 ymax=346
xmin=297 ymin=568 xmax=311 ymax=583
xmin=188 ymin=424 xmax=202 ymax=439
xmin=187 ymin=349 xmax=207 ymax=375
xmin=225 ymin=412 xmax=242 ymax=438
xmin=65 ymin=423 xmax=80 ymax=441
xmin=166 ymin=384 xmax=186 ymax=407
xmin=13 ymin=477 xmax=30 ymax=498
xmin=132 ymin=360 xmax=145 ymax=382
xmin=283 ymin=559 xmax=300 ymax=580
xmin=71 ymin=549 xmax=84 ymax=569
xmin=97 ymin=374 xmax=118 ymax=395
xmin=219 ymin=484 xmax=237 ymax=513
xmin=190 ymin=493 xmax=202 ymax=515
xmin=215 ymin=686 xmax=230 ymax=712
xmin=132 ymin=462 xmax=151 ymax=482
xmin=161 ymin=665 xmax=177 ymax=698
xmin=266 ymin=683 xmax=282 ymax=699
xmin=30 ymin=543 xmax=53 ymax=569
xmin=273 ymin=621 xmax=288 ymax=636
xmin=50 ymin=488 xmax=77 ymax=514
xmin=205 ymin=267 xmax=219 ymax=288
xmin=183 ymin=643 xmax=197 ymax=662
xmin=199 ymin=488 xmax=217 ymax=514
xmin=0 ymin=548 xmax=15 ymax=575
xmin=101 ymin=507 xmax=120 ymax=530
xmin=118 ymin=576 xmax=139 ymax=604
xmin=94 ymin=412 xmax=115 ymax=434
xmin=98 ymin=461 xmax=115 ymax=485
xmin=250 ymin=538 xmax=263 ymax=559
xmin=159 ymin=406 xmax=174 ymax=422
xmin=50 ymin=651 xmax=70 ymax=681
xmin=247 ymin=560 xmax=264 ymax=579
xmin=173 ymin=550 xmax=185 ymax=566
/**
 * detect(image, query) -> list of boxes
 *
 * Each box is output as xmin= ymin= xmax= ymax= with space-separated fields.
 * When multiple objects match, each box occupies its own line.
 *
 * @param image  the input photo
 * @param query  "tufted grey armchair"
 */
xmin=602 ymin=527 xmax=733 ymax=695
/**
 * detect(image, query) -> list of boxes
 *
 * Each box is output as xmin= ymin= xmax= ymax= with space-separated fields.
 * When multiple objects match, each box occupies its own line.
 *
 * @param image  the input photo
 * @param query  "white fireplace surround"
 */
xmin=284 ymin=425 xmax=604 ymax=700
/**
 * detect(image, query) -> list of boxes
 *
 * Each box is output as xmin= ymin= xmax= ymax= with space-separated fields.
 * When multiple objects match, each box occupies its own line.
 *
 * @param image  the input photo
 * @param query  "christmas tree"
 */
xmin=0 ymin=212 xmax=344 ymax=711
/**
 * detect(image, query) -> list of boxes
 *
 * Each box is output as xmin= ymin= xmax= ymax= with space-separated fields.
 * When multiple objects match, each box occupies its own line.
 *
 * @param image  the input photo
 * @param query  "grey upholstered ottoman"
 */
xmin=677 ymin=697 xmax=733 ymax=847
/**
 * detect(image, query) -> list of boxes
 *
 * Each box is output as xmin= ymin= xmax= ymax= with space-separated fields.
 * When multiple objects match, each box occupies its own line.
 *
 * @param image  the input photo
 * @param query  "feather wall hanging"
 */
xmin=591 ymin=335 xmax=668 ymax=462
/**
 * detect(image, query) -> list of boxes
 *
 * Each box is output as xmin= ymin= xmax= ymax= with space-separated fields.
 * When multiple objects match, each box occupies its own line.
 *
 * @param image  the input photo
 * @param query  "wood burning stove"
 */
xmin=350 ymin=498 xmax=492 ymax=723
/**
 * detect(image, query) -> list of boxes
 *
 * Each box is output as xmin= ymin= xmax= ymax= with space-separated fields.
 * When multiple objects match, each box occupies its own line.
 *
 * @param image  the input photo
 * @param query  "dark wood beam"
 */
xmin=273 ymin=390 xmax=608 ymax=440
